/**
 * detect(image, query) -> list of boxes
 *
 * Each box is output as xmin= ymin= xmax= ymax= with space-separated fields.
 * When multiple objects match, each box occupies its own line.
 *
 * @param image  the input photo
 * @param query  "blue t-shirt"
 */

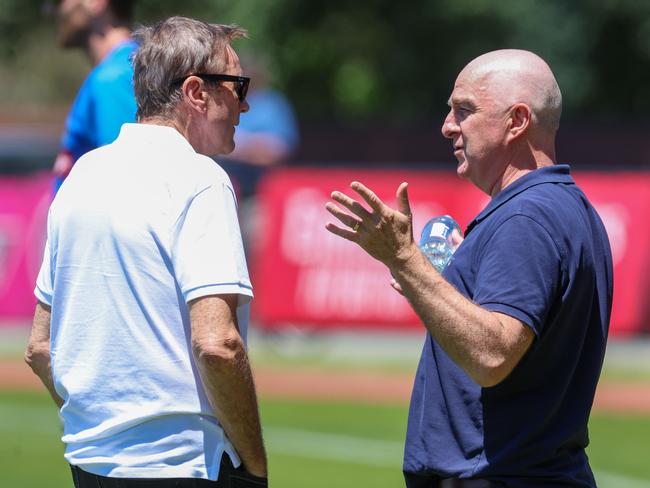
xmin=404 ymin=165 xmax=613 ymax=487
xmin=61 ymin=39 xmax=137 ymax=161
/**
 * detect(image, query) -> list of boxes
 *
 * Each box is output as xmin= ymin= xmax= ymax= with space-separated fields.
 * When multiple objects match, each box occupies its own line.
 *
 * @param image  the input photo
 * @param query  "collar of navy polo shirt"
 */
xmin=465 ymin=164 xmax=574 ymax=236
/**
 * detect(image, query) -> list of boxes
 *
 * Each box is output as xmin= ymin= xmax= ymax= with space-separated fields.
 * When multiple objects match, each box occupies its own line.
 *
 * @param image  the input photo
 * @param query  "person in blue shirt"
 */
xmin=325 ymin=49 xmax=613 ymax=487
xmin=52 ymin=0 xmax=137 ymax=191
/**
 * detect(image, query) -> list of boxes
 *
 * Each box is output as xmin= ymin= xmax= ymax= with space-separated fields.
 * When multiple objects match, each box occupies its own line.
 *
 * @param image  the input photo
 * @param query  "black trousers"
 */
xmin=404 ymin=471 xmax=503 ymax=488
xmin=70 ymin=454 xmax=267 ymax=488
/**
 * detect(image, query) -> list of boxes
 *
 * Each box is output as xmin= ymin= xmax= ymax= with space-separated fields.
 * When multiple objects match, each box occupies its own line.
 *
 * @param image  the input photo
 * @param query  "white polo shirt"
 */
xmin=35 ymin=123 xmax=253 ymax=480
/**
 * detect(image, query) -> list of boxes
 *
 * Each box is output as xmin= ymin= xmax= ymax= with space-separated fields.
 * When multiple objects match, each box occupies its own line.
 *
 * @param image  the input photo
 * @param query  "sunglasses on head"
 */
xmin=171 ymin=74 xmax=250 ymax=102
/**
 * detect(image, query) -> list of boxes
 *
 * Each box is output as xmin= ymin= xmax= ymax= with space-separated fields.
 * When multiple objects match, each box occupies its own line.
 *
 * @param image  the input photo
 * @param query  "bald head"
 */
xmin=460 ymin=49 xmax=562 ymax=134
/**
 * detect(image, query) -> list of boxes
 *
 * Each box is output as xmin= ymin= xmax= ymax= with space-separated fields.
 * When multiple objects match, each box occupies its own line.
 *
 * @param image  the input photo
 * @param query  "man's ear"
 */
xmin=507 ymin=103 xmax=531 ymax=141
xmin=182 ymin=76 xmax=209 ymax=114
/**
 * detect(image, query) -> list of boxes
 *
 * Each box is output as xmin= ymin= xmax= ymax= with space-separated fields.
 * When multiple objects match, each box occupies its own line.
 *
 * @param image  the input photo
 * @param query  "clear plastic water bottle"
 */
xmin=419 ymin=215 xmax=462 ymax=272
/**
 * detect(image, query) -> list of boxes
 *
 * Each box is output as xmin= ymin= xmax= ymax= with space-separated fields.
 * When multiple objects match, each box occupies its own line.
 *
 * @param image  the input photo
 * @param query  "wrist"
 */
xmin=386 ymin=242 xmax=421 ymax=273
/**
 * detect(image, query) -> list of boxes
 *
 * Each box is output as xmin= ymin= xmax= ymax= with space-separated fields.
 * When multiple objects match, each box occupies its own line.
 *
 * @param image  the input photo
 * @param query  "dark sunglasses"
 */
xmin=172 ymin=74 xmax=250 ymax=102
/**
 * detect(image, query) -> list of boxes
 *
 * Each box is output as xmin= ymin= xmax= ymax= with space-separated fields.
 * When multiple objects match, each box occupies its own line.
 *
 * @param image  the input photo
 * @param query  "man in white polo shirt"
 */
xmin=25 ymin=16 xmax=267 ymax=488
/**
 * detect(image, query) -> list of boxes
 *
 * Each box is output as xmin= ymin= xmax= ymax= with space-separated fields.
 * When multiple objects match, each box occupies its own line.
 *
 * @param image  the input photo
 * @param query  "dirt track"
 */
xmin=2 ymin=359 xmax=649 ymax=413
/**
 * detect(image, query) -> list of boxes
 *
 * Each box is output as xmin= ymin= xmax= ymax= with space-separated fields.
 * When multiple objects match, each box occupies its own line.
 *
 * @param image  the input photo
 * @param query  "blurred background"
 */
xmin=1 ymin=1 xmax=649 ymax=487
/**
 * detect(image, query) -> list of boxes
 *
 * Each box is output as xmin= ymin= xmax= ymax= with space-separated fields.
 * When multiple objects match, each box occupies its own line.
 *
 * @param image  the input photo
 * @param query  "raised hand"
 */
xmin=325 ymin=181 xmax=418 ymax=268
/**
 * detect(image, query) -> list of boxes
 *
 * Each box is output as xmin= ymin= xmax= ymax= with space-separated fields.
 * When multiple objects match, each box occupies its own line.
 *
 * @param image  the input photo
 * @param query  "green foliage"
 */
xmin=0 ymin=0 xmax=46 ymax=59
xmin=3 ymin=0 xmax=650 ymax=123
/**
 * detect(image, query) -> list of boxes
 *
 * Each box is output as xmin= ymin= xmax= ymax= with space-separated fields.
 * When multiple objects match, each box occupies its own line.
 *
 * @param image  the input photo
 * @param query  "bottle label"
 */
xmin=429 ymin=222 xmax=450 ymax=239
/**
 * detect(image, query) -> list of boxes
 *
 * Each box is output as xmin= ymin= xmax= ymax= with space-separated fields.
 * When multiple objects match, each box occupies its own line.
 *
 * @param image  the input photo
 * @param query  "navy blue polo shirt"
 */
xmin=404 ymin=165 xmax=613 ymax=487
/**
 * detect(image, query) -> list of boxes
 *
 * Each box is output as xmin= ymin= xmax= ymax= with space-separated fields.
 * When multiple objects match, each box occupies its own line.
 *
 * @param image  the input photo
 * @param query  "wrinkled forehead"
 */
xmin=449 ymin=68 xmax=503 ymax=107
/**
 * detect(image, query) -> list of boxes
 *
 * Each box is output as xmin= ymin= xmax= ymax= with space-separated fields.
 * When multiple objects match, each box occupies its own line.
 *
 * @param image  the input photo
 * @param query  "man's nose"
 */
xmin=441 ymin=112 xmax=457 ymax=139
xmin=240 ymin=99 xmax=250 ymax=113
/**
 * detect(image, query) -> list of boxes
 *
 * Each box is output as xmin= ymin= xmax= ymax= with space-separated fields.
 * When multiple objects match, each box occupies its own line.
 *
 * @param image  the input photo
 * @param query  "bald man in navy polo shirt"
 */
xmin=325 ymin=50 xmax=613 ymax=487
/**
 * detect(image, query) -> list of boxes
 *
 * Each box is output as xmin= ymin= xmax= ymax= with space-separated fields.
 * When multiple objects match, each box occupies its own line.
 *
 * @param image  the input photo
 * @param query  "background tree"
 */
xmin=3 ymin=0 xmax=650 ymax=127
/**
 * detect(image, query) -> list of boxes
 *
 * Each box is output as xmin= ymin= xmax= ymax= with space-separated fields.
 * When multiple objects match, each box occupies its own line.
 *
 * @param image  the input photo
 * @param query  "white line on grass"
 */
xmin=1 ymin=404 xmax=648 ymax=487
xmin=264 ymin=427 xmax=650 ymax=488
xmin=594 ymin=471 xmax=650 ymax=488
xmin=264 ymin=426 xmax=403 ymax=467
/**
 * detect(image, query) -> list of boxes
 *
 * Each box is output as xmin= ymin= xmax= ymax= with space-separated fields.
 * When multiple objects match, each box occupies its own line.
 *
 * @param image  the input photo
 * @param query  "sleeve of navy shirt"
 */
xmin=472 ymin=214 xmax=562 ymax=337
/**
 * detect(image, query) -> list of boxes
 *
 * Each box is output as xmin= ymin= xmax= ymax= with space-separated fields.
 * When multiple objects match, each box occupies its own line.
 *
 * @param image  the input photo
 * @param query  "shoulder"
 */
xmin=186 ymin=154 xmax=236 ymax=194
xmin=69 ymin=142 xmax=114 ymax=170
xmin=493 ymin=180 xmax=598 ymax=264
xmin=512 ymin=180 xmax=588 ymax=231
xmin=192 ymin=154 xmax=231 ymax=180
xmin=468 ymin=182 xmax=571 ymax=254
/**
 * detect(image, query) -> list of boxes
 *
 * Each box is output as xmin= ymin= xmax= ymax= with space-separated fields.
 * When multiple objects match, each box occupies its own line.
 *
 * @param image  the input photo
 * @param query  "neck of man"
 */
xmin=489 ymin=141 xmax=556 ymax=197
xmin=140 ymin=117 xmax=186 ymax=137
xmin=87 ymin=26 xmax=131 ymax=66
xmin=140 ymin=114 xmax=209 ymax=155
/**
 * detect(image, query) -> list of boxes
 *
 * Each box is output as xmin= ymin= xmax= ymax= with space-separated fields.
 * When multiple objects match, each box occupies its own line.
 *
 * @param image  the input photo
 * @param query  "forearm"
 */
xmin=194 ymin=337 xmax=267 ymax=477
xmin=324 ymin=181 xmax=531 ymax=385
xmin=25 ymin=303 xmax=63 ymax=408
xmin=25 ymin=346 xmax=63 ymax=408
xmin=389 ymin=245 xmax=526 ymax=386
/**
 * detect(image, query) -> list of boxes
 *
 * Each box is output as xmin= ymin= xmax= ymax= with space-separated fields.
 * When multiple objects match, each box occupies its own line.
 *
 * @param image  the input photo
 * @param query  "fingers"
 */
xmin=328 ymin=182 xmax=412 ymax=238
xmin=325 ymin=202 xmax=362 ymax=230
xmin=396 ymin=182 xmax=412 ymax=219
xmin=450 ymin=228 xmax=464 ymax=247
xmin=350 ymin=181 xmax=386 ymax=213
xmin=330 ymin=190 xmax=372 ymax=220
xmin=350 ymin=181 xmax=412 ymax=223
xmin=325 ymin=222 xmax=357 ymax=241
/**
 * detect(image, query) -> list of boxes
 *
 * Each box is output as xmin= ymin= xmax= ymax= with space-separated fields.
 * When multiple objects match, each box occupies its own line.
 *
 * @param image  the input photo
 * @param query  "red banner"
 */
xmin=2 ymin=169 xmax=647 ymax=337
xmin=251 ymin=168 xmax=650 ymax=336
xmin=574 ymin=172 xmax=650 ymax=336
xmin=0 ymin=172 xmax=51 ymax=322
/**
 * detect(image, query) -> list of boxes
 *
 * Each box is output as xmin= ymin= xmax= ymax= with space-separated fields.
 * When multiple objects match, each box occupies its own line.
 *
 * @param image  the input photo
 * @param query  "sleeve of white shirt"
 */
xmin=173 ymin=178 xmax=253 ymax=305
xmin=34 ymin=236 xmax=54 ymax=306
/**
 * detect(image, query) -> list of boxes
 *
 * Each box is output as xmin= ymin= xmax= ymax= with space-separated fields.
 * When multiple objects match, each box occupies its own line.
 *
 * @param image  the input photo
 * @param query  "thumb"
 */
xmin=396 ymin=182 xmax=411 ymax=218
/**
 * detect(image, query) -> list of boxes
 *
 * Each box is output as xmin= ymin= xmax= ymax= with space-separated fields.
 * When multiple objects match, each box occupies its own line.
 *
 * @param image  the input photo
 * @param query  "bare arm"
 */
xmin=325 ymin=181 xmax=534 ymax=387
xmin=25 ymin=302 xmax=63 ymax=407
xmin=387 ymin=245 xmax=534 ymax=386
xmin=189 ymin=295 xmax=267 ymax=477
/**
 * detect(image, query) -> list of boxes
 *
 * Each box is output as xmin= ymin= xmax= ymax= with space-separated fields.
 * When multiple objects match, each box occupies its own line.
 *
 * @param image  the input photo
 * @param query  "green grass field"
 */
xmin=1 ymin=390 xmax=650 ymax=487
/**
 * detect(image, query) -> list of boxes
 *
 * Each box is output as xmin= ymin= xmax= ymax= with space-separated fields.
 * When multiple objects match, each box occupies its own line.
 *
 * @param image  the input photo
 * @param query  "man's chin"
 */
xmin=211 ymin=143 xmax=235 ymax=158
xmin=223 ymin=140 xmax=236 ymax=155
xmin=456 ymin=158 xmax=469 ymax=178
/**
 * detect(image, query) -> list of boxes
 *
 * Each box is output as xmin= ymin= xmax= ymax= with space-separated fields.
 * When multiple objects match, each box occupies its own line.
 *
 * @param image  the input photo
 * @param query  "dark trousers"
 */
xmin=404 ymin=471 xmax=503 ymax=488
xmin=70 ymin=454 xmax=267 ymax=488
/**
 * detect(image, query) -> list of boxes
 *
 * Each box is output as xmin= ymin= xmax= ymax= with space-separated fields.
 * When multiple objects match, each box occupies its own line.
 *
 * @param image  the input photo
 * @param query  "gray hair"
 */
xmin=132 ymin=17 xmax=247 ymax=119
